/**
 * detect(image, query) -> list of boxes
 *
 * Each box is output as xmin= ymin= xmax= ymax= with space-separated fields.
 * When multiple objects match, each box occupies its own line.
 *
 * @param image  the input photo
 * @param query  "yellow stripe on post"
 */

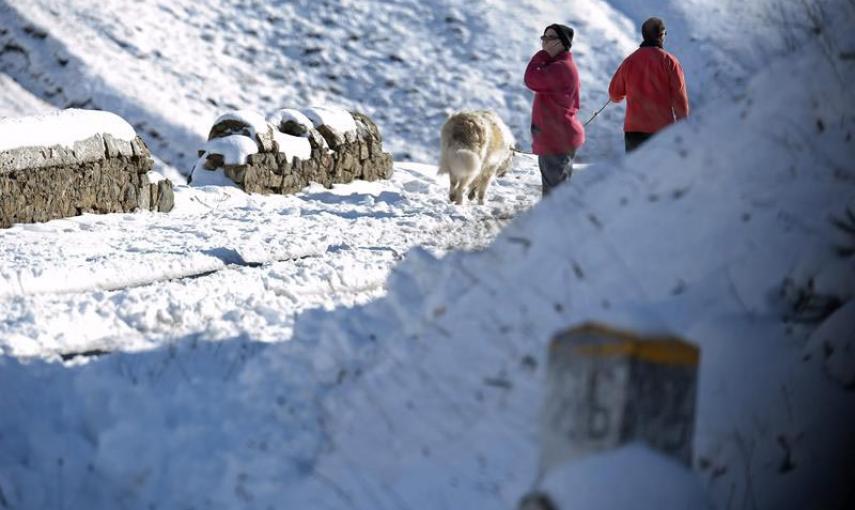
xmin=550 ymin=322 xmax=699 ymax=366
xmin=573 ymin=340 xmax=700 ymax=366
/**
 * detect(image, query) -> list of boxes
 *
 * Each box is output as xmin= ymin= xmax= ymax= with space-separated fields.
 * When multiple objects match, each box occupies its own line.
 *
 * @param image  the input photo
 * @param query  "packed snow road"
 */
xmin=0 ymin=159 xmax=542 ymax=359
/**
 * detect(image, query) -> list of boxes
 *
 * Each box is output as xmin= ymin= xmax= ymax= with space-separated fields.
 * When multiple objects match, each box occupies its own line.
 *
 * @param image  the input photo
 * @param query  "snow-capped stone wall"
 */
xmin=0 ymin=109 xmax=174 ymax=229
xmin=189 ymin=107 xmax=393 ymax=193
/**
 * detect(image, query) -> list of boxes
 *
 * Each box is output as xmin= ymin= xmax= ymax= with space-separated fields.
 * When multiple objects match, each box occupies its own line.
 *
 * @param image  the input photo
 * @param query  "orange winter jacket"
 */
xmin=609 ymin=46 xmax=689 ymax=134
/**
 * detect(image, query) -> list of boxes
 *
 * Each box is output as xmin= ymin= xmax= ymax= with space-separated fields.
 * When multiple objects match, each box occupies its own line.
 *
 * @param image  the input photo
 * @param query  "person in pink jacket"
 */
xmin=525 ymin=24 xmax=585 ymax=196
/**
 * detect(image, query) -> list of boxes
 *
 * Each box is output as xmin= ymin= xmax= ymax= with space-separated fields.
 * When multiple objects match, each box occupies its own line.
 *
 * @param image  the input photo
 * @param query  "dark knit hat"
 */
xmin=641 ymin=17 xmax=666 ymax=42
xmin=545 ymin=24 xmax=574 ymax=50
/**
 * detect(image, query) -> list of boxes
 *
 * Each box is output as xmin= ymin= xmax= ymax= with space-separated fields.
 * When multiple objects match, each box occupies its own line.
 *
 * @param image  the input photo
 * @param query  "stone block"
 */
xmin=224 ymin=165 xmax=247 ymax=184
xmin=379 ymin=153 xmax=394 ymax=178
xmin=274 ymin=151 xmax=290 ymax=166
xmin=281 ymin=119 xmax=308 ymax=136
xmin=103 ymin=134 xmax=122 ymax=159
xmin=317 ymin=124 xmax=345 ymax=148
xmin=340 ymin=151 xmax=355 ymax=171
xmin=72 ymin=135 xmax=108 ymax=165
xmin=130 ymin=137 xmax=151 ymax=159
xmin=138 ymin=180 xmax=151 ymax=210
xmin=256 ymin=125 xmax=277 ymax=153
xmin=247 ymin=153 xmax=266 ymax=166
xmin=291 ymin=157 xmax=303 ymax=172
xmin=307 ymin=129 xmax=328 ymax=151
xmin=264 ymin=169 xmax=283 ymax=189
xmin=540 ymin=322 xmax=699 ymax=472
xmin=157 ymin=180 xmax=174 ymax=212
xmin=123 ymin=184 xmax=139 ymax=210
xmin=243 ymin=166 xmax=261 ymax=190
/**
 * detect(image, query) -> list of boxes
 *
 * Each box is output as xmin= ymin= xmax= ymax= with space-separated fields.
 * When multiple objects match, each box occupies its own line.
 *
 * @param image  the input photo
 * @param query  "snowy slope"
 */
xmin=2 ymin=0 xmax=855 ymax=509
xmin=1 ymin=0 xmax=804 ymax=175
xmin=0 ymin=73 xmax=52 ymax=116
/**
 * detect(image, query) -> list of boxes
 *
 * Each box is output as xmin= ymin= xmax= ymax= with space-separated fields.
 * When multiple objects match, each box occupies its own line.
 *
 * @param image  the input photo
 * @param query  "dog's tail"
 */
xmin=438 ymin=149 xmax=480 ymax=176
xmin=437 ymin=155 xmax=448 ymax=175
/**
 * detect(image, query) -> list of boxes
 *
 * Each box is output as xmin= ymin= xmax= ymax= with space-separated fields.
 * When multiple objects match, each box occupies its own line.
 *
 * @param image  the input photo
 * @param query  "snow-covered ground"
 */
xmin=0 ymin=160 xmax=541 ymax=357
xmin=2 ymin=0 xmax=854 ymax=508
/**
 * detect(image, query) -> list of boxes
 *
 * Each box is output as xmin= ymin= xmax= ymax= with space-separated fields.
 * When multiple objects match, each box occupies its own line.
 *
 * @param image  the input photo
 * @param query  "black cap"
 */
xmin=546 ymin=24 xmax=574 ymax=50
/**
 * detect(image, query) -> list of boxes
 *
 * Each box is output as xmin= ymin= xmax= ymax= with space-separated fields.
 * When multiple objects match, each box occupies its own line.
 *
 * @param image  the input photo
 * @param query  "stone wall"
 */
xmin=0 ymin=134 xmax=173 ymax=228
xmin=192 ymin=110 xmax=393 ymax=194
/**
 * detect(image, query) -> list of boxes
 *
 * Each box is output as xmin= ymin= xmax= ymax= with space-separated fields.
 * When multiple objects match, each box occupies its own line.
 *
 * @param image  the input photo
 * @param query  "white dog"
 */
xmin=438 ymin=110 xmax=515 ymax=205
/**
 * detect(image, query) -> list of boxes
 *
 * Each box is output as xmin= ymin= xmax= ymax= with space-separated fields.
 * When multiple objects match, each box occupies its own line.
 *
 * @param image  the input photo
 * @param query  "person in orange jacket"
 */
xmin=608 ymin=17 xmax=690 ymax=152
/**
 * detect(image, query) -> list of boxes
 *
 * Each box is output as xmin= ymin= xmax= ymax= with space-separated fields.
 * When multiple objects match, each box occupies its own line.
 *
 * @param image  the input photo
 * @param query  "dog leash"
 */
xmin=510 ymin=100 xmax=612 ymax=157
xmin=583 ymin=100 xmax=610 ymax=127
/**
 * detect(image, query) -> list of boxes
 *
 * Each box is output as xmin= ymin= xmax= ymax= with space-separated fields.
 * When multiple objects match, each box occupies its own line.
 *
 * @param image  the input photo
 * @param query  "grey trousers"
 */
xmin=538 ymin=151 xmax=576 ymax=196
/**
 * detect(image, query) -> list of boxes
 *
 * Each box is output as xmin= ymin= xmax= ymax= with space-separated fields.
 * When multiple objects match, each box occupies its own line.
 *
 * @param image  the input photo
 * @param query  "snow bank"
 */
xmin=186 ymin=164 xmax=237 ymax=187
xmin=536 ymin=444 xmax=711 ymax=509
xmin=199 ymin=135 xmax=259 ymax=165
xmin=212 ymin=110 xmax=269 ymax=140
xmin=302 ymin=105 xmax=357 ymax=135
xmin=267 ymin=108 xmax=314 ymax=135
xmin=272 ymin=131 xmax=312 ymax=161
xmin=0 ymin=108 xmax=137 ymax=153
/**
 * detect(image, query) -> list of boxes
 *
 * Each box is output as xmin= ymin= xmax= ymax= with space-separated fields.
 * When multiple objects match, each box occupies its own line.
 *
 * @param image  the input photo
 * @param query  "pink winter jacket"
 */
xmin=524 ymin=50 xmax=585 ymax=155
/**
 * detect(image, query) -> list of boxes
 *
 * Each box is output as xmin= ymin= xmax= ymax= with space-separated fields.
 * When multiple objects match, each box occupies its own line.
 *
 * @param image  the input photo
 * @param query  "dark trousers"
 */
xmin=625 ymin=131 xmax=654 ymax=152
xmin=538 ymin=151 xmax=576 ymax=196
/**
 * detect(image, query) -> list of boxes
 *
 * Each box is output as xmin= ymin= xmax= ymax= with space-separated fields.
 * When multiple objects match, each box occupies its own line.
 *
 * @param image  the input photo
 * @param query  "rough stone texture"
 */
xmin=540 ymin=322 xmax=700 ymax=472
xmin=193 ymin=110 xmax=393 ymax=194
xmin=1 ymin=134 xmax=173 ymax=229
